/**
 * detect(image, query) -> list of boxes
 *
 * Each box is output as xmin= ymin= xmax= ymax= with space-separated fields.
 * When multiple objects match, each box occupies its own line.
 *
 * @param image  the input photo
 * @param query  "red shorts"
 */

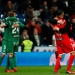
xmin=70 ymin=38 xmax=75 ymax=50
xmin=56 ymin=39 xmax=75 ymax=54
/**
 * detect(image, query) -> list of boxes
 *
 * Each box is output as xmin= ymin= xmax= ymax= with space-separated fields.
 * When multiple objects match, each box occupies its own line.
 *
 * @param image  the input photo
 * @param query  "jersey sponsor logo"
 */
xmin=13 ymin=35 xmax=19 ymax=37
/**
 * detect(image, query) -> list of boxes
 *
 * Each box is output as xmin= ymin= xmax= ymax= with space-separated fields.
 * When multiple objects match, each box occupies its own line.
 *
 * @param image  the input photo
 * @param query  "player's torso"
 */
xmin=8 ymin=20 xmax=20 ymax=42
xmin=3 ymin=17 xmax=10 ymax=40
xmin=53 ymin=18 xmax=67 ymax=37
xmin=53 ymin=18 xmax=71 ymax=45
xmin=3 ymin=27 xmax=9 ymax=40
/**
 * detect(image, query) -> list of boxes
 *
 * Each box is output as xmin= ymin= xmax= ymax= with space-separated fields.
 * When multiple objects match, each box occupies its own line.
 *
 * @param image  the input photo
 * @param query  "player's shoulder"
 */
xmin=5 ymin=17 xmax=9 ymax=20
xmin=17 ymin=18 xmax=19 ymax=21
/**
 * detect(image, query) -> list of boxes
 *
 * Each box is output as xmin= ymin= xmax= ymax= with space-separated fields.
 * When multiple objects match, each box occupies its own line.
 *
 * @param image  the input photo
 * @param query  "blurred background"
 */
xmin=0 ymin=0 xmax=75 ymax=66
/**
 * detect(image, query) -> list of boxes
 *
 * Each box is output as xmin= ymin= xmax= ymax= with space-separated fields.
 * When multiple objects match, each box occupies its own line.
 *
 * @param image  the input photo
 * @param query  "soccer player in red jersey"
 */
xmin=51 ymin=10 xmax=75 ymax=74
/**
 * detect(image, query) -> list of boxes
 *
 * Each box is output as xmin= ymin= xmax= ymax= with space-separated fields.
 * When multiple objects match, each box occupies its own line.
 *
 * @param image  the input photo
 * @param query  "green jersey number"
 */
xmin=12 ymin=27 xmax=19 ymax=34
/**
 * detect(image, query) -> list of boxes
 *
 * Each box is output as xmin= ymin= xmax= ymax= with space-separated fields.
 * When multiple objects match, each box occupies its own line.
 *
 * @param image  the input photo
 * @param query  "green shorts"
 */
xmin=2 ymin=40 xmax=15 ymax=54
xmin=2 ymin=40 xmax=8 ymax=54
xmin=14 ymin=45 xmax=18 ymax=53
xmin=7 ymin=41 xmax=14 ymax=54
xmin=14 ymin=42 xmax=19 ymax=53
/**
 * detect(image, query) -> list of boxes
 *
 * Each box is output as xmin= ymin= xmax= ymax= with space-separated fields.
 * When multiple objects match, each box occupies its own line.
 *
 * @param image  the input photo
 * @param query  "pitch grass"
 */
xmin=0 ymin=66 xmax=75 ymax=75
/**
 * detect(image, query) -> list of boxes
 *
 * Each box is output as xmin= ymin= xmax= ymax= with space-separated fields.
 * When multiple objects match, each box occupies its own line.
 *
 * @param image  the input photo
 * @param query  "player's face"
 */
xmin=14 ymin=13 xmax=16 ymax=16
xmin=58 ymin=12 xmax=64 ymax=18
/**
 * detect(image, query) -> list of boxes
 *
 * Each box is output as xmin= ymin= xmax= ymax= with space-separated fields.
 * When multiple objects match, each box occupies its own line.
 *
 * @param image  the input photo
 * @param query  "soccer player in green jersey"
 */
xmin=0 ymin=17 xmax=10 ymax=66
xmin=0 ymin=12 xmax=24 ymax=72
xmin=5 ymin=12 xmax=24 ymax=72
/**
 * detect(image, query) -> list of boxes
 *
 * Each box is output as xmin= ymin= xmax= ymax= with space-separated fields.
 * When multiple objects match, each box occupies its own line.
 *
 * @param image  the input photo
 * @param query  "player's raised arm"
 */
xmin=12 ymin=22 xmax=24 ymax=28
xmin=0 ymin=18 xmax=9 ymax=28
xmin=18 ymin=22 xmax=24 ymax=27
xmin=0 ymin=23 xmax=6 ymax=28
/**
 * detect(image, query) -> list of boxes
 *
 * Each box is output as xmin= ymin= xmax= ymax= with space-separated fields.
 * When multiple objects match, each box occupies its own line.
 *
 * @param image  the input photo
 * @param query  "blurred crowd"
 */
xmin=0 ymin=0 xmax=75 ymax=51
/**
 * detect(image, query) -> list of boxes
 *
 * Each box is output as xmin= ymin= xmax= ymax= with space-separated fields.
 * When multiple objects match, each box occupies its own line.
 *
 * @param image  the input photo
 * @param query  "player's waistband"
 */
xmin=56 ymin=38 xmax=63 ymax=40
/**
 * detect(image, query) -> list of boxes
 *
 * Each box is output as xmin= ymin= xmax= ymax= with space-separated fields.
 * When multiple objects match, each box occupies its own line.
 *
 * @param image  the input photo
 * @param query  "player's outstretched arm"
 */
xmin=0 ymin=23 xmax=6 ymax=28
xmin=18 ymin=22 xmax=24 ymax=27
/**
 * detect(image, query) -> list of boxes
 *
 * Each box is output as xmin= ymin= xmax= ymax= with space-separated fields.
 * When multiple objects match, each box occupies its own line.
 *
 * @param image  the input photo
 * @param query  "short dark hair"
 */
xmin=56 ymin=10 xmax=64 ymax=16
xmin=7 ymin=11 xmax=14 ymax=17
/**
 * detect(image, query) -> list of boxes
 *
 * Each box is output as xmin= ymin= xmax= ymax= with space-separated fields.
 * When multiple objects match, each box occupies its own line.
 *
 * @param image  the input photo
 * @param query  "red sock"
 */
xmin=55 ymin=51 xmax=58 ymax=59
xmin=67 ymin=54 xmax=74 ymax=71
xmin=54 ymin=57 xmax=61 ymax=72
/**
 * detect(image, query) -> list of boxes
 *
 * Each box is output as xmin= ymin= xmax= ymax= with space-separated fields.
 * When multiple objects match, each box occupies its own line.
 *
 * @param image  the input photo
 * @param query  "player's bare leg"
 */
xmin=54 ymin=54 xmax=62 ymax=74
xmin=66 ymin=51 xmax=75 ymax=74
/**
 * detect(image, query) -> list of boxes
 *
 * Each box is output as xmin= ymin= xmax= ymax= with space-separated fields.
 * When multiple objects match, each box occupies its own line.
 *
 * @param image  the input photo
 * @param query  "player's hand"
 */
xmin=57 ymin=20 xmax=64 ymax=24
xmin=53 ymin=26 xmax=59 ymax=31
xmin=72 ymin=44 xmax=75 ymax=47
xmin=54 ymin=17 xmax=58 ymax=20
xmin=54 ymin=46 xmax=57 ymax=52
xmin=0 ymin=23 xmax=6 ymax=28
xmin=13 ymin=23 xmax=19 ymax=27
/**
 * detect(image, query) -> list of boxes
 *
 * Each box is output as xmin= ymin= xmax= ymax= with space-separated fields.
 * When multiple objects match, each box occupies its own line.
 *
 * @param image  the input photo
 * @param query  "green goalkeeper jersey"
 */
xmin=4 ymin=16 xmax=24 ymax=43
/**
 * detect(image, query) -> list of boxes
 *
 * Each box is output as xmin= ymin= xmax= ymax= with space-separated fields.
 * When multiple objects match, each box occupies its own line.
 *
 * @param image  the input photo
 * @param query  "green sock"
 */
xmin=13 ymin=54 xmax=17 ymax=68
xmin=5 ymin=57 xmax=10 ymax=70
xmin=0 ymin=55 xmax=4 ymax=66
xmin=9 ymin=57 xmax=14 ymax=70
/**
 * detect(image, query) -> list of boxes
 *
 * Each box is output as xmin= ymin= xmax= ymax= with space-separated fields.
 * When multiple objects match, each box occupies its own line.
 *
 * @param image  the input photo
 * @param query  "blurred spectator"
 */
xmin=28 ymin=19 xmax=41 ymax=35
xmin=24 ymin=0 xmax=32 ymax=11
xmin=62 ymin=0 xmax=68 ymax=7
xmin=18 ymin=0 xmax=32 ymax=14
xmin=26 ymin=6 xmax=34 ymax=23
xmin=41 ymin=20 xmax=54 ymax=46
xmin=19 ymin=30 xmax=28 ymax=45
xmin=50 ymin=4 xmax=58 ymax=12
xmin=71 ymin=12 xmax=75 ymax=40
xmin=22 ymin=35 xmax=34 ymax=52
xmin=60 ymin=0 xmax=68 ymax=13
xmin=68 ymin=0 xmax=75 ymax=16
xmin=31 ymin=0 xmax=40 ymax=10
xmin=37 ymin=16 xmax=44 ymax=26
xmin=49 ymin=0 xmax=66 ymax=12
xmin=0 ymin=0 xmax=2 ymax=13
xmin=30 ymin=28 xmax=41 ymax=46
xmin=39 ymin=8 xmax=46 ymax=21
xmin=39 ymin=1 xmax=49 ymax=21
xmin=49 ymin=5 xmax=58 ymax=18
xmin=0 ymin=30 xmax=3 ymax=46
xmin=28 ymin=19 xmax=35 ymax=35
xmin=13 ymin=2 xmax=18 ymax=11
xmin=35 ymin=21 xmax=41 ymax=34
xmin=2 ymin=1 xmax=17 ymax=15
